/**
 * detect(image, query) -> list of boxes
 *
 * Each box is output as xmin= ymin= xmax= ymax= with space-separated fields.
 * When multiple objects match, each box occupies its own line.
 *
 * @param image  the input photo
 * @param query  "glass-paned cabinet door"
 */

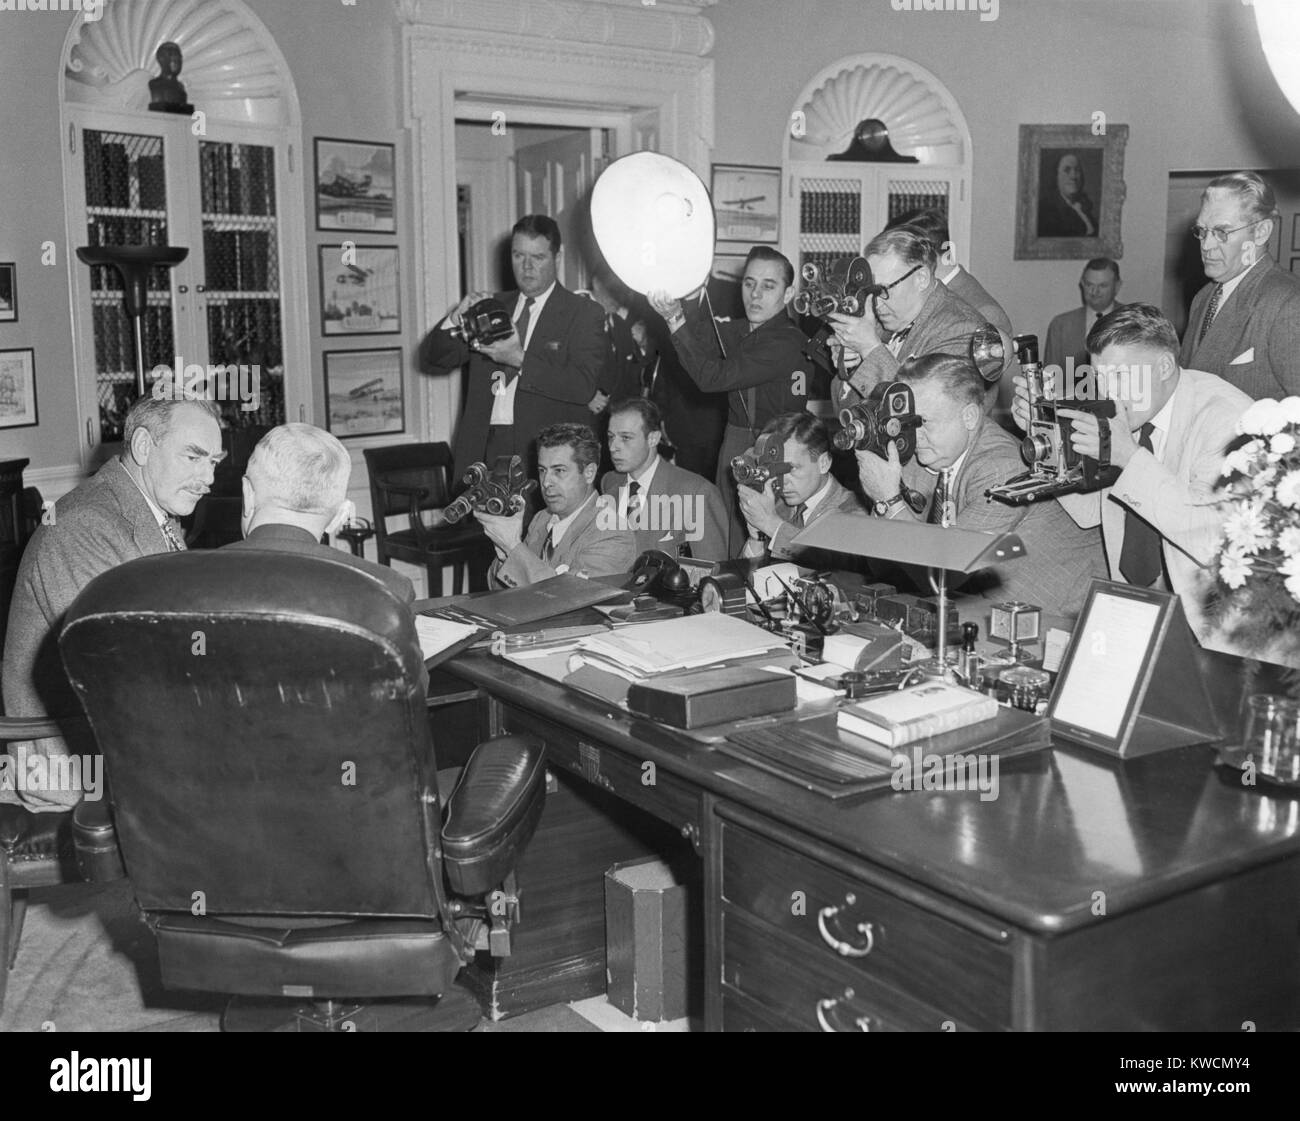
xmin=81 ymin=126 xmax=178 ymax=443
xmin=198 ymin=138 xmax=285 ymax=428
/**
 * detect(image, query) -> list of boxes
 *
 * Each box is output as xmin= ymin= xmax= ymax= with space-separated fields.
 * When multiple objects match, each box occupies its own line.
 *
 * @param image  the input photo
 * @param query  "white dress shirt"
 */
xmin=490 ymin=282 xmax=557 ymax=426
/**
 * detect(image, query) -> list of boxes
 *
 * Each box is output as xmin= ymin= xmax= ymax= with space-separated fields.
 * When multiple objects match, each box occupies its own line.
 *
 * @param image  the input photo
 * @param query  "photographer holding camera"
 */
xmin=736 ymin=412 xmax=868 ymax=565
xmin=1010 ymin=304 xmax=1251 ymax=648
xmin=647 ymin=246 xmax=814 ymax=554
xmin=861 ymin=354 xmax=1105 ymax=617
xmin=418 ymin=214 xmax=608 ymax=476
xmin=827 ymin=226 xmax=990 ymax=409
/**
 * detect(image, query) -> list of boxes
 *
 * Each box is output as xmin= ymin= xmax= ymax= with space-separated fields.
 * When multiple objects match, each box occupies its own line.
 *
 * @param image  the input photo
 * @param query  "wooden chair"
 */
xmin=363 ymin=442 xmax=491 ymax=597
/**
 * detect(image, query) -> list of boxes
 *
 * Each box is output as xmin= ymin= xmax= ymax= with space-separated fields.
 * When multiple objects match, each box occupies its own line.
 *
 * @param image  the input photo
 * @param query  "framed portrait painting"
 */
xmin=318 ymin=244 xmax=400 ymax=335
xmin=0 ymin=348 xmax=38 ymax=429
xmin=314 ymin=138 xmax=396 ymax=233
xmin=1015 ymin=124 xmax=1128 ymax=260
xmin=323 ymin=348 xmax=404 ymax=438
xmin=711 ymin=164 xmax=781 ymax=245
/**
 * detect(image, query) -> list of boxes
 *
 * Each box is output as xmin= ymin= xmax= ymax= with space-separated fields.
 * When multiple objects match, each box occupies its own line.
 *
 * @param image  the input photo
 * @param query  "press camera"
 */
xmin=449 ymin=297 xmax=516 ymax=347
xmin=731 ymin=432 xmax=793 ymax=492
xmin=792 ymin=257 xmax=883 ymax=320
xmin=987 ymin=333 xmax=1121 ymax=506
xmin=833 ymin=380 xmax=922 ymax=463
xmin=443 ymin=455 xmax=537 ymax=523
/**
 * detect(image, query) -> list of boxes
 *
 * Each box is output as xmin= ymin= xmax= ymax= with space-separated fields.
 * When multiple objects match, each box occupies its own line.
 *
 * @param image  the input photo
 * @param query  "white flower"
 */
xmin=1287 ymin=571 xmax=1300 ymax=605
xmin=1280 ymin=526 xmax=1300 ymax=558
xmin=1282 ymin=552 xmax=1300 ymax=580
xmin=1219 ymin=549 xmax=1254 ymax=590
xmin=1272 ymin=432 xmax=1297 ymax=456
xmin=1241 ymin=399 xmax=1287 ymax=437
xmin=1280 ymin=397 xmax=1300 ymax=426
xmin=1221 ymin=448 xmax=1252 ymax=478
xmin=1223 ymin=500 xmax=1270 ymax=553
xmin=1277 ymin=470 xmax=1300 ymax=510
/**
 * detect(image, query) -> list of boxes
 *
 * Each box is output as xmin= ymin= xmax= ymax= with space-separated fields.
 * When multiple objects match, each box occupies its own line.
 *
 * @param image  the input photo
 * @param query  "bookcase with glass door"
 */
xmin=65 ymin=106 xmax=308 ymax=458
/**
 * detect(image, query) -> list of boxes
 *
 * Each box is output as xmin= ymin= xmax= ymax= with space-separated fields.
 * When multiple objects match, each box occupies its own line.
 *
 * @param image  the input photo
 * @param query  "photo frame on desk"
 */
xmin=1048 ymin=580 xmax=1221 ymax=758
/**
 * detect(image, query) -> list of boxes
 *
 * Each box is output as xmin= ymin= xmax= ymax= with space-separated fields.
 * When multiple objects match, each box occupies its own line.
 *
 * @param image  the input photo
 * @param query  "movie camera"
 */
xmin=449 ymin=297 xmax=516 ymax=347
xmin=731 ymin=432 xmax=794 ymax=492
xmin=832 ymin=380 xmax=922 ymax=463
xmin=792 ymin=256 xmax=883 ymax=320
xmin=442 ymin=455 xmax=537 ymax=523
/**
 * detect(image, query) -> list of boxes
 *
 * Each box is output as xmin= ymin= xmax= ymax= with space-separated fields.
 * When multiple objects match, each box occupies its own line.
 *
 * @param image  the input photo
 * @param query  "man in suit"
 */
xmin=647 ymin=246 xmax=816 ymax=553
xmin=857 ymin=354 xmax=1106 ymax=617
xmin=418 ymin=214 xmax=608 ymax=476
xmin=1044 ymin=257 xmax=1123 ymax=379
xmin=601 ymin=397 xmax=729 ymax=562
xmin=479 ymin=423 xmax=636 ymax=588
xmin=883 ymin=208 xmax=1013 ymax=405
xmin=2 ymin=397 xmax=223 ymax=827
xmin=1037 ymin=152 xmax=1098 ymax=239
xmin=224 ymin=423 xmax=413 ymax=604
xmin=1179 ymin=171 xmax=1300 ymax=400
xmin=828 ymin=227 xmax=991 ymax=411
xmin=1013 ymin=305 xmax=1252 ymax=652
xmin=737 ymin=412 xmax=868 ymax=567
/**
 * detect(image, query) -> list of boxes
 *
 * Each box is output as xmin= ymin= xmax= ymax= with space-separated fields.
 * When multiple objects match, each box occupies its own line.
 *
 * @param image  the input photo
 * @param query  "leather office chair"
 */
xmin=57 ymin=550 xmax=547 ymax=1031
xmin=363 ymin=442 xmax=492 ymax=597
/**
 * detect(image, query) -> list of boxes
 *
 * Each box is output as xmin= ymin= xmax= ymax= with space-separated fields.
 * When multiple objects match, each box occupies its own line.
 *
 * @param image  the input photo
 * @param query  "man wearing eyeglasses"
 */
xmin=1180 ymin=171 xmax=1300 ymax=400
xmin=826 ymin=226 xmax=991 ymax=413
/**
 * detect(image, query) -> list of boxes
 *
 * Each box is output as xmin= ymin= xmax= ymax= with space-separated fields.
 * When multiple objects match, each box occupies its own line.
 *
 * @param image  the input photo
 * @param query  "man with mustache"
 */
xmin=478 ymin=423 xmax=636 ymax=588
xmin=2 ymin=397 xmax=223 ymax=836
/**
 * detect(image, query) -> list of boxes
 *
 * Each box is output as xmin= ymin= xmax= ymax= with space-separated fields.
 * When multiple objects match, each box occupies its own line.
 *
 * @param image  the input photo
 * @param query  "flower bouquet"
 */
xmin=1211 ymin=396 xmax=1300 ymax=671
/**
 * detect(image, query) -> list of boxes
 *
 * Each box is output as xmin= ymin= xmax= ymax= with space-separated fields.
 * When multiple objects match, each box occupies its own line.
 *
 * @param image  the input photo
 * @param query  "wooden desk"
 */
xmin=442 ymin=646 xmax=1300 ymax=1031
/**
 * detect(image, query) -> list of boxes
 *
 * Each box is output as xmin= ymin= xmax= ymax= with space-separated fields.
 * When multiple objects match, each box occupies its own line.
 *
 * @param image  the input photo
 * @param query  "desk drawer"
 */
xmin=720 ymin=819 xmax=1011 ymax=1030
xmin=722 ymin=910 xmax=974 ymax=1031
xmin=505 ymin=709 xmax=701 ymax=841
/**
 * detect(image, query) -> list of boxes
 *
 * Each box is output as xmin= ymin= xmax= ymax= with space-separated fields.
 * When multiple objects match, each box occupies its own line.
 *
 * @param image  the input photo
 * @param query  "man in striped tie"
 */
xmin=2 ymin=397 xmax=222 ymax=831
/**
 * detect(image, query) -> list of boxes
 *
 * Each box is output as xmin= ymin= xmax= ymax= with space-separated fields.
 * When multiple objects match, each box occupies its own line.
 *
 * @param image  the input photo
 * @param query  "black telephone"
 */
xmin=624 ymin=550 xmax=693 ymax=598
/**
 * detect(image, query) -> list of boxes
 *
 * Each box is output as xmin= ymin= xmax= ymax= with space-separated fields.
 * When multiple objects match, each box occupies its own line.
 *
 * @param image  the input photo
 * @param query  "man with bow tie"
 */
xmin=827 ymin=226 xmax=991 ymax=411
xmin=478 ymin=423 xmax=636 ymax=588
xmin=2 ymin=396 xmax=223 ymax=828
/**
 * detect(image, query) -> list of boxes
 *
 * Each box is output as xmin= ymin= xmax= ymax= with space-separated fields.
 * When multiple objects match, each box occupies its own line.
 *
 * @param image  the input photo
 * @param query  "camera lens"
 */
xmin=1023 ymin=432 xmax=1054 ymax=464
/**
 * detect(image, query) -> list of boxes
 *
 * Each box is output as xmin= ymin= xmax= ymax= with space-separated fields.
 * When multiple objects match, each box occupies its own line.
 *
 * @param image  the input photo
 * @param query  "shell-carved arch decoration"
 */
xmin=786 ymin=54 xmax=970 ymax=166
xmin=62 ymin=0 xmax=296 ymax=127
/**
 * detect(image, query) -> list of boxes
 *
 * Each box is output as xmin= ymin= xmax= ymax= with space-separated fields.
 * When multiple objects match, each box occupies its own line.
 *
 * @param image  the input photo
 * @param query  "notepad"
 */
xmin=414 ymin=616 xmax=482 ymax=663
xmin=574 ymin=614 xmax=787 ymax=677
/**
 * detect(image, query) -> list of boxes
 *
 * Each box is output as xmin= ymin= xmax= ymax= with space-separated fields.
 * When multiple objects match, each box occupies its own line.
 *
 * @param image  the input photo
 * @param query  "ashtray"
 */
xmin=1215 ymin=744 xmax=1300 ymax=793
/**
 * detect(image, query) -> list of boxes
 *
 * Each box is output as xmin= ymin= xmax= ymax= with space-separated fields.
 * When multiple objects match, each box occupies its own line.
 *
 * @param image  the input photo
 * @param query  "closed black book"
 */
xmin=627 ymin=665 xmax=797 ymax=730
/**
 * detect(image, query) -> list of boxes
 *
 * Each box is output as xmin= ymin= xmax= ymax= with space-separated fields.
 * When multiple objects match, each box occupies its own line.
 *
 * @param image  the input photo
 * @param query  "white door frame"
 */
xmin=402 ymin=17 xmax=714 ymax=444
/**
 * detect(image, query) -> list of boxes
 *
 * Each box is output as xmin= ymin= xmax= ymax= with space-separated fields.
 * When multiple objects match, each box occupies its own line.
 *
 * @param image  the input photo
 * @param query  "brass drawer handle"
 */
xmin=815 ymin=990 xmax=872 ymax=1032
xmin=817 ymin=904 xmax=875 ymax=958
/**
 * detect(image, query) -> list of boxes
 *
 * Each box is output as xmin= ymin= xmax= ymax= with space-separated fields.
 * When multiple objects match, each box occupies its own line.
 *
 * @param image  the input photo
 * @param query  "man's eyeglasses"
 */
xmin=1190 ymin=221 xmax=1256 ymax=244
xmin=873 ymin=264 xmax=922 ymax=302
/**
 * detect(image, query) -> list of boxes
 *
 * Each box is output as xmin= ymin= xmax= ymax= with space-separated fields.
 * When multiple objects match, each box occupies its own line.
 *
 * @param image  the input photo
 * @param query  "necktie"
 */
xmin=515 ymin=296 xmax=535 ymax=353
xmin=1197 ymin=284 xmax=1222 ymax=346
xmin=792 ymin=503 xmax=808 ymax=528
xmin=1119 ymin=423 xmax=1162 ymax=586
xmin=927 ymin=470 xmax=952 ymax=526
xmin=628 ymin=479 xmax=642 ymax=509
xmin=542 ymin=516 xmax=559 ymax=563
xmin=890 ymin=324 xmax=913 ymax=351
xmin=160 ymin=519 xmax=186 ymax=552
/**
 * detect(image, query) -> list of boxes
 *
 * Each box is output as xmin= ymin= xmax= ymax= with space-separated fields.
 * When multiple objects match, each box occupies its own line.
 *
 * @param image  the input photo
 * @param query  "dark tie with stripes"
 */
xmin=927 ymin=470 xmax=951 ymax=526
xmin=1119 ymin=423 xmax=1162 ymax=586
xmin=1197 ymin=285 xmax=1222 ymax=347
xmin=160 ymin=519 xmax=185 ymax=552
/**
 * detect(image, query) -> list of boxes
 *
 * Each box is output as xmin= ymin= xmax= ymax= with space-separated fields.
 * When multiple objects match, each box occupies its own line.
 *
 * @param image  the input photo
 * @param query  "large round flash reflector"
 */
xmin=590 ymin=152 xmax=715 ymax=299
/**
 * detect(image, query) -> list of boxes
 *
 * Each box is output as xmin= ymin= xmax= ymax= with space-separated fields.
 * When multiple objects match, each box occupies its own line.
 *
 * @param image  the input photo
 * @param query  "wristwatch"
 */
xmin=873 ymin=492 xmax=908 ymax=517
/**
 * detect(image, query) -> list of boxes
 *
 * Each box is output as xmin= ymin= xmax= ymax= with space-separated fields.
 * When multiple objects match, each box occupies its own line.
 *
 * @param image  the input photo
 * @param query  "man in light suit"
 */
xmin=828 ymin=226 xmax=991 ymax=410
xmin=858 ymin=354 xmax=1105 ymax=617
xmin=480 ymin=423 xmax=636 ymax=588
xmin=600 ymin=397 xmax=728 ymax=562
xmin=737 ymin=412 xmax=868 ymax=568
xmin=225 ymin=423 xmax=414 ymax=604
xmin=1013 ymin=305 xmax=1252 ymax=652
xmin=418 ymin=214 xmax=608 ymax=476
xmin=1179 ymin=171 xmax=1300 ymax=400
xmin=1043 ymin=257 xmax=1123 ymax=380
xmin=2 ymin=397 xmax=223 ymax=828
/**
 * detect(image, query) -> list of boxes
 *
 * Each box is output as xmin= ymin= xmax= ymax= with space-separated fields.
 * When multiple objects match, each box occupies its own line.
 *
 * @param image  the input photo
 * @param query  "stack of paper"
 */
xmin=572 ymin=614 xmax=787 ymax=680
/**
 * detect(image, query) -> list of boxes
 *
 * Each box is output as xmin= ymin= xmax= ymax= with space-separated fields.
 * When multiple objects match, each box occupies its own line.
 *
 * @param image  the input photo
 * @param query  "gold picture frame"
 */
xmin=1015 ymin=124 xmax=1128 ymax=261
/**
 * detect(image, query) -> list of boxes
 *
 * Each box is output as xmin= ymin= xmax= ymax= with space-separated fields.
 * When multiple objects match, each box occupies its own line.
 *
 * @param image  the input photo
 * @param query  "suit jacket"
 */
xmin=601 ymin=309 xmax=646 ymax=405
xmin=489 ymin=492 xmax=637 ymax=588
xmin=1043 ymin=305 xmax=1124 ymax=375
xmin=670 ymin=301 xmax=814 ymax=434
xmin=600 ymin=457 xmax=729 ymax=562
xmin=224 ymin=523 xmax=415 ymax=604
xmin=946 ymin=265 xmax=1014 ymax=417
xmin=758 ymin=475 xmax=870 ymax=568
xmin=418 ymin=284 xmax=608 ymax=473
xmin=2 ymin=459 xmax=176 ymax=810
xmin=1038 ymin=191 xmax=1098 ymax=239
xmin=892 ymin=418 xmax=1108 ymax=617
xmin=1057 ymin=368 xmax=1252 ymax=651
xmin=833 ymin=282 xmax=989 ymax=409
xmin=1179 ymin=261 xmax=1300 ymax=400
